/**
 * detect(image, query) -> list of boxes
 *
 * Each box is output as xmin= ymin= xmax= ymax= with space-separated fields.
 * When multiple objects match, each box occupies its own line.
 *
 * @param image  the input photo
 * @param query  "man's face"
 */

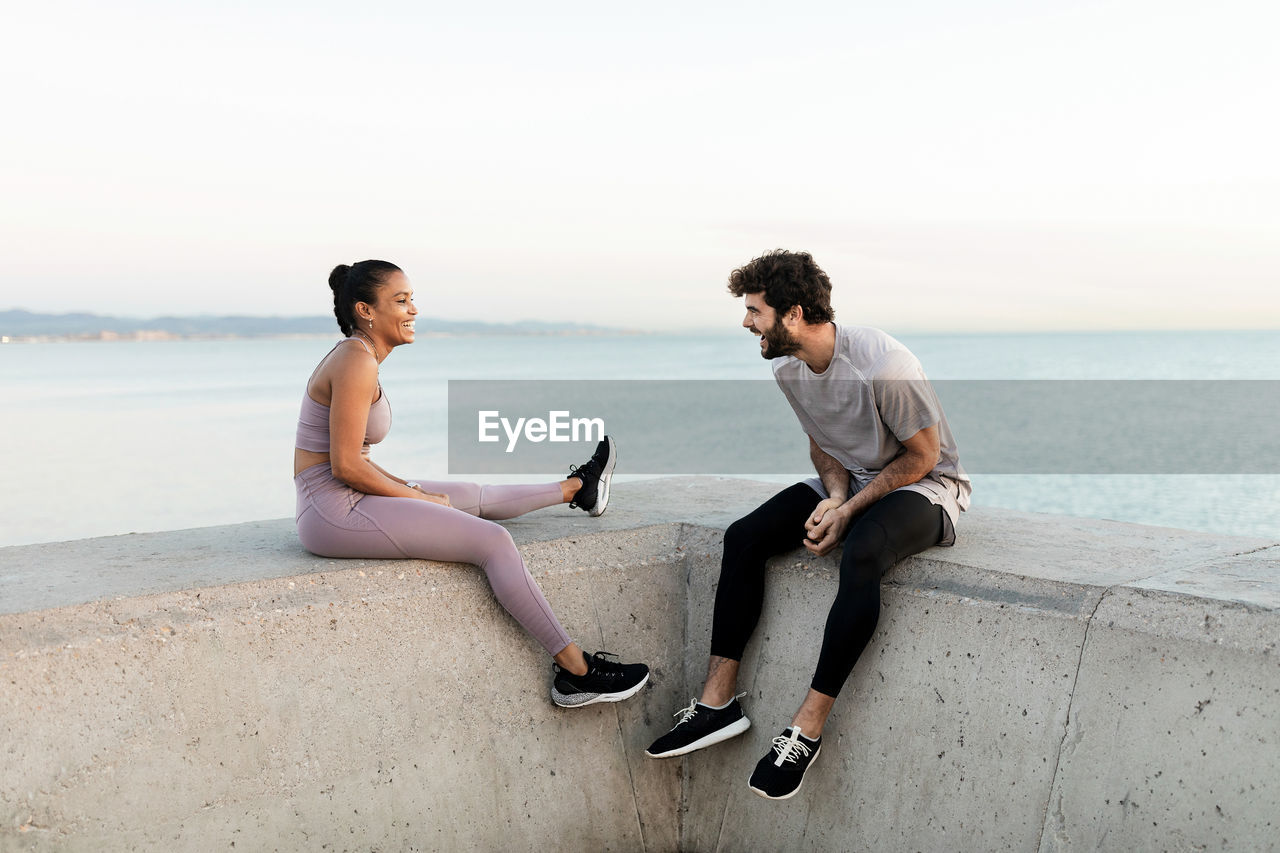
xmin=742 ymin=292 xmax=801 ymax=360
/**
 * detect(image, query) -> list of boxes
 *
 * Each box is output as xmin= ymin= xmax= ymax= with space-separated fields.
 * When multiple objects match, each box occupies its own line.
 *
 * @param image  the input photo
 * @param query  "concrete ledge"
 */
xmin=1 ymin=526 xmax=690 ymax=851
xmin=2 ymin=478 xmax=1277 ymax=851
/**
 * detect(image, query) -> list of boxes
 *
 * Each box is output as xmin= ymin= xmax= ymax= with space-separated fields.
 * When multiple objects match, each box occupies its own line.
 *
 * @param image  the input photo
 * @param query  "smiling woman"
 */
xmin=291 ymin=260 xmax=650 ymax=708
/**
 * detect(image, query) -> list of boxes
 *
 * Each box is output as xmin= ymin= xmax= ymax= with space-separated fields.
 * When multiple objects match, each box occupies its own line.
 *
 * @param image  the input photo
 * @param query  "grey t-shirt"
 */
xmin=772 ymin=324 xmax=971 ymax=545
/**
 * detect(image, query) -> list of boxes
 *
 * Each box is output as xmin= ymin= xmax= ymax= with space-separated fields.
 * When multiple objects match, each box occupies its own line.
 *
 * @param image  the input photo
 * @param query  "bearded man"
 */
xmin=645 ymin=249 xmax=971 ymax=800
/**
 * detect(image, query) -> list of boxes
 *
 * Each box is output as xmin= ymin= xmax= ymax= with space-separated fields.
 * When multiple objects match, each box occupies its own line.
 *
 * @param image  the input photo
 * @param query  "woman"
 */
xmin=294 ymin=259 xmax=648 ymax=707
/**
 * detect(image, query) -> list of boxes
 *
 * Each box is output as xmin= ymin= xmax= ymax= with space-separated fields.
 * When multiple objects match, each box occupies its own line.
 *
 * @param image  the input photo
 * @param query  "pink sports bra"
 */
xmin=294 ymin=339 xmax=392 ymax=455
xmin=295 ymin=392 xmax=391 ymax=455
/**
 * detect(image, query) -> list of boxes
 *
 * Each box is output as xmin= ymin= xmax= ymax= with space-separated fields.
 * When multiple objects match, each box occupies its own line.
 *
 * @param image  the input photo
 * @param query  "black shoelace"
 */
xmin=568 ymin=457 xmax=601 ymax=509
xmin=572 ymin=446 xmax=607 ymax=483
xmin=589 ymin=651 xmax=624 ymax=677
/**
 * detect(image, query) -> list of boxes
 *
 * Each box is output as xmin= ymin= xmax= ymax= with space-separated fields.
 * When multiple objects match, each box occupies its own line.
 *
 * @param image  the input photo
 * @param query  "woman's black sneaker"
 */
xmin=551 ymin=650 xmax=649 ymax=707
xmin=568 ymin=436 xmax=616 ymax=517
xmin=645 ymin=695 xmax=751 ymax=758
xmin=747 ymin=726 xmax=822 ymax=800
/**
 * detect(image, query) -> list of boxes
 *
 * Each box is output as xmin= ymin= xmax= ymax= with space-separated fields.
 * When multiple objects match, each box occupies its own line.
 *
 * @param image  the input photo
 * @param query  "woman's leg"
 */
xmin=409 ymin=480 xmax=565 ymax=520
xmin=358 ymin=494 xmax=574 ymax=654
xmin=297 ymin=470 xmax=574 ymax=656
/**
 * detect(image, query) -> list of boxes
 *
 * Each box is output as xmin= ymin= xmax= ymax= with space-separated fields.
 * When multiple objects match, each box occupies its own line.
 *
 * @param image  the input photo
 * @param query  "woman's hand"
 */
xmin=404 ymin=482 xmax=451 ymax=508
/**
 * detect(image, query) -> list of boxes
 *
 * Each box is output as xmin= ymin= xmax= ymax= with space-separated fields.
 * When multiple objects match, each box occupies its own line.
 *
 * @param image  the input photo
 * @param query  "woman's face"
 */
xmin=364 ymin=271 xmax=418 ymax=349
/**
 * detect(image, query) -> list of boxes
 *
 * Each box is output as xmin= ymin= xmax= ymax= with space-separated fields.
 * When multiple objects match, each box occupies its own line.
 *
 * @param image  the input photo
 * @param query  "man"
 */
xmin=645 ymin=249 xmax=970 ymax=799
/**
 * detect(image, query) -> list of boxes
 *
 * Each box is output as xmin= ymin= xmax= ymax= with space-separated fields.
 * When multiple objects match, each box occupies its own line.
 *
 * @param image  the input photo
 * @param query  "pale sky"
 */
xmin=2 ymin=0 xmax=1277 ymax=331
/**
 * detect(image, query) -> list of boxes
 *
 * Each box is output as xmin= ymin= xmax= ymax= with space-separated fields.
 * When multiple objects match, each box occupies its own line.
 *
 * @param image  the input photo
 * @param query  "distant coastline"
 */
xmin=4 ymin=310 xmax=1275 ymax=344
xmin=0 ymin=309 xmax=634 ymax=343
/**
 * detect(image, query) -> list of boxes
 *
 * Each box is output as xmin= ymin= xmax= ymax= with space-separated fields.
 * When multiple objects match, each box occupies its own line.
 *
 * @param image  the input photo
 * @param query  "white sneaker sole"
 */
xmin=551 ymin=670 xmax=649 ymax=708
xmin=747 ymin=743 xmax=821 ymax=800
xmin=588 ymin=436 xmax=616 ymax=517
xmin=645 ymin=715 xmax=751 ymax=759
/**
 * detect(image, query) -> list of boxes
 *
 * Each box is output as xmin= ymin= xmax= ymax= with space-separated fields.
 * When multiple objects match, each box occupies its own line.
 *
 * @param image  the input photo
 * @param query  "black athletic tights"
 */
xmin=709 ymin=483 xmax=944 ymax=697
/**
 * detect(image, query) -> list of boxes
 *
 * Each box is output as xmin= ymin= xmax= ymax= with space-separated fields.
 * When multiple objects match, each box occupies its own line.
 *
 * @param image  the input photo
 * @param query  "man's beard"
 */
xmin=760 ymin=322 xmax=801 ymax=359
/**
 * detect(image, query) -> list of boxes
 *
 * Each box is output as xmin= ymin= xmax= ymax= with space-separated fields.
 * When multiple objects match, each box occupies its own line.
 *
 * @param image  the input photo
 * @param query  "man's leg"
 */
xmin=646 ymin=483 xmax=816 ymax=758
xmin=807 ymin=489 xmax=944 ymax=711
xmin=706 ymin=483 xmax=822 ymax=696
xmin=748 ymin=489 xmax=943 ymax=799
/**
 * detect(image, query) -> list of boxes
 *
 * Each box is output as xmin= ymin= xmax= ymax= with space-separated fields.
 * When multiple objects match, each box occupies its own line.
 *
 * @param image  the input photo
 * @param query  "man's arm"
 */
xmin=804 ymin=425 xmax=940 ymax=557
xmin=809 ymin=435 xmax=850 ymax=504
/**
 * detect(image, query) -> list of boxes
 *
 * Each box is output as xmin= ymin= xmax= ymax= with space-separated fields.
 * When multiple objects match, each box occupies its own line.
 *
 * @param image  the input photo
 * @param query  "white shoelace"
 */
xmin=673 ymin=691 xmax=747 ymax=725
xmin=673 ymin=698 xmax=700 ymax=725
xmin=771 ymin=729 xmax=814 ymax=767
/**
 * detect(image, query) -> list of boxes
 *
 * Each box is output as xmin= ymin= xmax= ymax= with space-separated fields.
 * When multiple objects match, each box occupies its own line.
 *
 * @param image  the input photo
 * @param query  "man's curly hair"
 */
xmin=726 ymin=249 xmax=835 ymax=325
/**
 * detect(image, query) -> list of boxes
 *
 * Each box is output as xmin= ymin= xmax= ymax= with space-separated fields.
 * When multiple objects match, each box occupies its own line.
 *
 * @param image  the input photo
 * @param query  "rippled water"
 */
xmin=1 ymin=329 xmax=1277 ymax=547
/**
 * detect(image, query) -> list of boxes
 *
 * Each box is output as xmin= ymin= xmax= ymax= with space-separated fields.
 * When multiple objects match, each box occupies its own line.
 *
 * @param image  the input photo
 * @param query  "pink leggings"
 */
xmin=295 ymin=464 xmax=572 ymax=655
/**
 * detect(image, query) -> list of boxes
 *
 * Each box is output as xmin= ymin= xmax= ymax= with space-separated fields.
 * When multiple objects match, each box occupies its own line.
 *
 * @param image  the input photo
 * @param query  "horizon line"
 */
xmin=2 ymin=307 xmax=1278 ymax=337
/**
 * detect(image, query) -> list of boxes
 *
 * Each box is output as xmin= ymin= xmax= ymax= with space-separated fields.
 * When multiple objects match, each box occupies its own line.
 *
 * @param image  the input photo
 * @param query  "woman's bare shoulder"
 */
xmin=308 ymin=339 xmax=377 ymax=404
xmin=325 ymin=340 xmax=379 ymax=394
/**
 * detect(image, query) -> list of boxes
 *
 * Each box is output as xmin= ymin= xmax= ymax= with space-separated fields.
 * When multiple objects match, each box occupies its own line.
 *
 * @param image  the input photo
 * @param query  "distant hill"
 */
xmin=0 ymin=310 xmax=629 ymax=340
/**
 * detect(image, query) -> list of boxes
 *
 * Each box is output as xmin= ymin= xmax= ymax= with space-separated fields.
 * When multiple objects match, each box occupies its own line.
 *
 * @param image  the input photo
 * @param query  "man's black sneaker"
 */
xmin=747 ymin=726 xmax=822 ymax=800
xmin=568 ymin=436 xmax=617 ymax=517
xmin=551 ymin=650 xmax=649 ymax=707
xmin=645 ymin=694 xmax=751 ymax=758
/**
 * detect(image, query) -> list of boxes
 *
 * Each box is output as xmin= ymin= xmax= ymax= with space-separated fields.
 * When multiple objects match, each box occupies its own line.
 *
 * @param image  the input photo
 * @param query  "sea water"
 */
xmin=0 ymin=330 xmax=1277 ymax=547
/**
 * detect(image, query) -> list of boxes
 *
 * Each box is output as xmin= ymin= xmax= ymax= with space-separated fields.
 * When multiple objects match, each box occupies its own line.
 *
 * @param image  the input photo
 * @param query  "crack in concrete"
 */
xmin=674 ymin=523 xmax=697 ymax=851
xmin=1036 ymin=584 xmax=1110 ymax=851
xmin=712 ymin=785 xmax=735 ymax=853
xmin=1159 ymin=541 xmax=1280 ymax=577
xmin=1228 ymin=543 xmax=1279 ymax=558
xmin=585 ymin=566 xmax=648 ymax=852
xmin=615 ymin=703 xmax=647 ymax=852
xmin=675 ymin=522 xmax=741 ymax=853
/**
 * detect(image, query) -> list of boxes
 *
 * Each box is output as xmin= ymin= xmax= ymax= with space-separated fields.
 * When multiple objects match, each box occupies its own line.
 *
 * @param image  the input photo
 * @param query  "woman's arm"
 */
xmin=366 ymin=457 xmax=406 ymax=485
xmin=326 ymin=349 xmax=447 ymax=504
xmin=366 ymin=458 xmax=452 ymax=506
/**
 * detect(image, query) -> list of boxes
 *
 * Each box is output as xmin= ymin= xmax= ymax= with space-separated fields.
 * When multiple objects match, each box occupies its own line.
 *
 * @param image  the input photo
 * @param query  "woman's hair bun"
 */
xmin=328 ymin=259 xmax=401 ymax=336
xmin=328 ymin=264 xmax=351 ymax=295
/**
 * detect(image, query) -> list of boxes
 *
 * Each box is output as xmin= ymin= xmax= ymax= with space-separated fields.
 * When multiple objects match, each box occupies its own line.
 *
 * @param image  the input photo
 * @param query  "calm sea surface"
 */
xmin=1 ymin=330 xmax=1277 ymax=547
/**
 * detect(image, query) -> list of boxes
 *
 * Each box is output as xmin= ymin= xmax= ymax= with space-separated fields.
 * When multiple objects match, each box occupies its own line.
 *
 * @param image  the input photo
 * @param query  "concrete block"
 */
xmin=1042 ymin=586 xmax=1280 ymax=852
xmin=3 ymin=479 xmax=1277 ymax=852
xmin=1133 ymin=546 xmax=1280 ymax=609
xmin=1 ymin=532 xmax=687 ymax=851
xmin=679 ymin=552 xmax=1100 ymax=852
